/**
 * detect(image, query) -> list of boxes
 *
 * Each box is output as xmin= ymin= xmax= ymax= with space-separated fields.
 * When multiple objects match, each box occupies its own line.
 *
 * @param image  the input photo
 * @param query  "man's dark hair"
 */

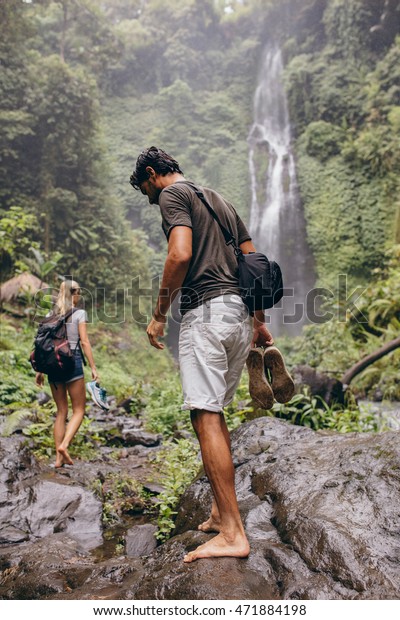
xmin=129 ymin=146 xmax=183 ymax=189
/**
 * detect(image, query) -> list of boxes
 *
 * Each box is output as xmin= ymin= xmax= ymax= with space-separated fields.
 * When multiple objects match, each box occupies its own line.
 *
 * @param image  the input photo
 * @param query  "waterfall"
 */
xmin=248 ymin=46 xmax=316 ymax=335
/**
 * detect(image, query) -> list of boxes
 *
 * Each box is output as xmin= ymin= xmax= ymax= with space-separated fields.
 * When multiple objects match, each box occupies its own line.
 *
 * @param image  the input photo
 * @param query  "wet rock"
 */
xmin=0 ymin=438 xmax=103 ymax=550
xmin=173 ymin=417 xmax=400 ymax=599
xmin=134 ymin=531 xmax=279 ymax=600
xmin=0 ymin=534 xmax=94 ymax=599
xmin=125 ymin=524 xmax=158 ymax=557
xmin=0 ymin=437 xmax=41 ymax=485
xmin=0 ymin=533 xmax=144 ymax=600
xmin=0 ymin=475 xmax=103 ymax=549
xmin=2 ymin=417 xmax=400 ymax=600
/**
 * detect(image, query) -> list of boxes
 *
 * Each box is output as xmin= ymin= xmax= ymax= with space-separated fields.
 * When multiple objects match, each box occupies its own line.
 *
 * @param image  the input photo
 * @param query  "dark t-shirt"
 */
xmin=158 ymin=181 xmax=251 ymax=313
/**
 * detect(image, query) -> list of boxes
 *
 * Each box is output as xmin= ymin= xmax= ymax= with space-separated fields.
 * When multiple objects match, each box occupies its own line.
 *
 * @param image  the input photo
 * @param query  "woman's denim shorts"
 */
xmin=48 ymin=347 xmax=84 ymax=385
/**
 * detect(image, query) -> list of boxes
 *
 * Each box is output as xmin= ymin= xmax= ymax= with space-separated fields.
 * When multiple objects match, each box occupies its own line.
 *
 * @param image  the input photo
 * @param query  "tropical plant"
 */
xmin=150 ymin=438 xmax=200 ymax=541
xmin=268 ymin=389 xmax=386 ymax=433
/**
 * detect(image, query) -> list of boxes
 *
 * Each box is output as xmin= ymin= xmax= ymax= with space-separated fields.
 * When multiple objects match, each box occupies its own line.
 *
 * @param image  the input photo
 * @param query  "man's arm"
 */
xmin=147 ymin=226 xmax=192 ymax=349
xmin=239 ymin=240 xmax=274 ymax=347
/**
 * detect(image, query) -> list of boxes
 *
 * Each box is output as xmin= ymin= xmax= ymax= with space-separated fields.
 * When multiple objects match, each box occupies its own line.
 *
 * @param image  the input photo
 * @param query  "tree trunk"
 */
xmin=341 ymin=337 xmax=400 ymax=386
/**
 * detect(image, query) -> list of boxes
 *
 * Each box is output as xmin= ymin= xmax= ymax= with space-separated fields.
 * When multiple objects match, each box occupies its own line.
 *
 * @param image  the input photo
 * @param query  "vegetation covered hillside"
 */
xmin=1 ymin=1 xmax=399 ymax=405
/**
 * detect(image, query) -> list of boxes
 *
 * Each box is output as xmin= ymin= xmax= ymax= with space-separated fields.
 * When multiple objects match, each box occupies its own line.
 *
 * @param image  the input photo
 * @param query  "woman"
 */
xmin=35 ymin=280 xmax=99 ymax=468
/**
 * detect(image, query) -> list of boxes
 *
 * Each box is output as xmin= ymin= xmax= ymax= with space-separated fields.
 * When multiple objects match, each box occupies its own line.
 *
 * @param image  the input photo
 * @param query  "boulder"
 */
xmin=134 ymin=531 xmax=279 ymax=600
xmin=36 ymin=391 xmax=51 ymax=406
xmin=292 ymin=364 xmax=345 ymax=405
xmin=125 ymin=524 xmax=158 ymax=557
xmin=2 ymin=418 xmax=400 ymax=600
xmin=172 ymin=417 xmax=400 ymax=599
xmin=0 ymin=534 xmax=143 ymax=600
xmin=0 ymin=438 xmax=103 ymax=550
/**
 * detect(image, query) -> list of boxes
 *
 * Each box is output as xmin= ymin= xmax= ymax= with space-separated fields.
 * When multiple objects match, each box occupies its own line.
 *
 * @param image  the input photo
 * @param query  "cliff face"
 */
xmin=1 ymin=417 xmax=400 ymax=600
xmin=283 ymin=0 xmax=400 ymax=288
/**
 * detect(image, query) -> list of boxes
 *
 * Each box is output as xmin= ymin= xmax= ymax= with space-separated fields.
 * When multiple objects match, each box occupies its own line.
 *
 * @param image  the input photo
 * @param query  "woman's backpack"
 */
xmin=29 ymin=308 xmax=78 ymax=380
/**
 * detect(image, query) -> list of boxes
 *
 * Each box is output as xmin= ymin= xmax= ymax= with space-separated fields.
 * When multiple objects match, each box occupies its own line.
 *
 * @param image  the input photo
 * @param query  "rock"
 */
xmin=134 ymin=531 xmax=279 ymax=600
xmin=292 ymin=364 xmax=345 ymax=405
xmin=125 ymin=524 xmax=158 ymax=557
xmin=142 ymin=482 xmax=165 ymax=495
xmin=0 ymin=475 xmax=103 ymax=549
xmin=0 ymin=438 xmax=103 ymax=550
xmin=0 ymin=526 xmax=29 ymax=544
xmin=109 ymin=428 xmax=161 ymax=448
xmin=2 ymin=417 xmax=400 ymax=600
xmin=173 ymin=417 xmax=400 ymax=599
xmin=0 ymin=437 xmax=41 ymax=486
xmin=0 ymin=533 xmax=143 ymax=600
xmin=118 ymin=397 xmax=134 ymax=413
xmin=36 ymin=391 xmax=51 ymax=406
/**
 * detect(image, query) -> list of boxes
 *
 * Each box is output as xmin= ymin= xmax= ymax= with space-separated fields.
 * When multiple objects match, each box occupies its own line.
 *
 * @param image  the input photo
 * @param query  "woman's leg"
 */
xmin=49 ymin=382 xmax=69 ymax=467
xmin=58 ymin=378 xmax=86 ymax=462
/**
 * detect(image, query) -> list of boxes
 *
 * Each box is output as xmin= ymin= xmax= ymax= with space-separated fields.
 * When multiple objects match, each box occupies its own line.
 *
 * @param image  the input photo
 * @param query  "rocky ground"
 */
xmin=1 ymin=414 xmax=400 ymax=600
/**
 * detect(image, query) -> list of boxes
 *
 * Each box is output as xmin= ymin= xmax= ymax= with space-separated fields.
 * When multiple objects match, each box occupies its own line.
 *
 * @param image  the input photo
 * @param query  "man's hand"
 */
xmin=35 ymin=372 xmax=44 ymax=387
xmin=146 ymin=316 xmax=166 ymax=349
xmin=251 ymin=323 xmax=274 ymax=348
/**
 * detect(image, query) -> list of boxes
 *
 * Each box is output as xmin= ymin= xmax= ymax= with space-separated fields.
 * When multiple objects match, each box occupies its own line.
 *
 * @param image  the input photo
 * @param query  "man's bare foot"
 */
xmin=198 ymin=516 xmax=221 ymax=533
xmin=57 ymin=445 xmax=73 ymax=465
xmin=183 ymin=532 xmax=250 ymax=563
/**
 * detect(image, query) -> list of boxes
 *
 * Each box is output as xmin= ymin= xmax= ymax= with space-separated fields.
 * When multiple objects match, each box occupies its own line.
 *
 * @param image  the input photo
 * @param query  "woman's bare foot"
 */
xmin=183 ymin=532 xmax=250 ymax=563
xmin=57 ymin=445 xmax=73 ymax=465
xmin=198 ymin=516 xmax=221 ymax=533
xmin=54 ymin=452 xmax=64 ymax=468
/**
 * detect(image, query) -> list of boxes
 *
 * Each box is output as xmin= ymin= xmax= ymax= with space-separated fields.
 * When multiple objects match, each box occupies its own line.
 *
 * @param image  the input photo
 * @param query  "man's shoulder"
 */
xmin=161 ymin=181 xmax=221 ymax=202
xmin=160 ymin=181 xmax=194 ymax=202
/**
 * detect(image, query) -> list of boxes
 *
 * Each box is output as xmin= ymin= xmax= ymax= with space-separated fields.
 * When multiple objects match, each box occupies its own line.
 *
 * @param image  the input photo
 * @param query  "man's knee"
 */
xmin=191 ymin=409 xmax=224 ymax=434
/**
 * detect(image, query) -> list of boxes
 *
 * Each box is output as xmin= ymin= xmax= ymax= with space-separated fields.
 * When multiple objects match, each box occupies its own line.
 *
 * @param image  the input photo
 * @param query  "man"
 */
xmin=130 ymin=146 xmax=273 ymax=562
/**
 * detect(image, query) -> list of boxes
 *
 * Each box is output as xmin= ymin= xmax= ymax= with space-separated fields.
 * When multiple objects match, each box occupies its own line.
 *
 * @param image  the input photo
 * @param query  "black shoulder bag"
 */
xmin=187 ymin=183 xmax=284 ymax=313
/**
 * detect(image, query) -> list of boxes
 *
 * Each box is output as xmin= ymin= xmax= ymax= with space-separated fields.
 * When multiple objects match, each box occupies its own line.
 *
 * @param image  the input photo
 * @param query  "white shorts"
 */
xmin=179 ymin=294 xmax=253 ymax=413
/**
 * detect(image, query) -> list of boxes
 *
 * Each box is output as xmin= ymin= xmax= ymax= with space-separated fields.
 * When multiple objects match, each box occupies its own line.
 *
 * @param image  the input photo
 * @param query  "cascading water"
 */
xmin=248 ymin=46 xmax=316 ymax=335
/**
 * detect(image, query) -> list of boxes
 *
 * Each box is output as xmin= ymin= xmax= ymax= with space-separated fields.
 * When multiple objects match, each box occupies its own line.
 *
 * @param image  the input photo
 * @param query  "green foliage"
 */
xmin=289 ymin=22 xmax=400 ymax=294
xmin=143 ymin=374 xmax=191 ymax=438
xmin=269 ymin=389 xmax=386 ymax=433
xmin=299 ymin=120 xmax=346 ymax=161
xmin=89 ymin=321 xmax=175 ymax=401
xmin=150 ymin=438 xmax=200 ymax=541
xmin=0 ymin=319 xmax=39 ymax=406
xmin=0 ymin=207 xmax=40 ymax=281
xmin=91 ymin=472 xmax=149 ymax=526
xmin=277 ymin=245 xmax=400 ymax=401
xmin=1 ymin=408 xmax=34 ymax=437
xmin=223 ymin=372 xmax=253 ymax=430
xmin=22 ymin=403 xmax=106 ymax=460
xmin=1 ymin=1 xmax=399 ymax=464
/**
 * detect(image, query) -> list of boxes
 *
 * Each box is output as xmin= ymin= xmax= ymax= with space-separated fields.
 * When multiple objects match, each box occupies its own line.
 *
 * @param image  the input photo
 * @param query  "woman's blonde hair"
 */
xmin=53 ymin=280 xmax=80 ymax=316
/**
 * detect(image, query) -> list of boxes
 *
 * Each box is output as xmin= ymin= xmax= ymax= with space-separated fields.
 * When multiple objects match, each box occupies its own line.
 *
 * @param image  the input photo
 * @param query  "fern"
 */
xmin=2 ymin=408 xmax=33 ymax=437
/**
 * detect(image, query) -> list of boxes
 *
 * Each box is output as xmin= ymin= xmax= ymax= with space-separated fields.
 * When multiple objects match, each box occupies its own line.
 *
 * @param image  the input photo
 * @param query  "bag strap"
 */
xmin=67 ymin=308 xmax=87 ymax=366
xmin=182 ymin=181 xmax=243 ymax=258
xmin=51 ymin=307 xmax=75 ymax=331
